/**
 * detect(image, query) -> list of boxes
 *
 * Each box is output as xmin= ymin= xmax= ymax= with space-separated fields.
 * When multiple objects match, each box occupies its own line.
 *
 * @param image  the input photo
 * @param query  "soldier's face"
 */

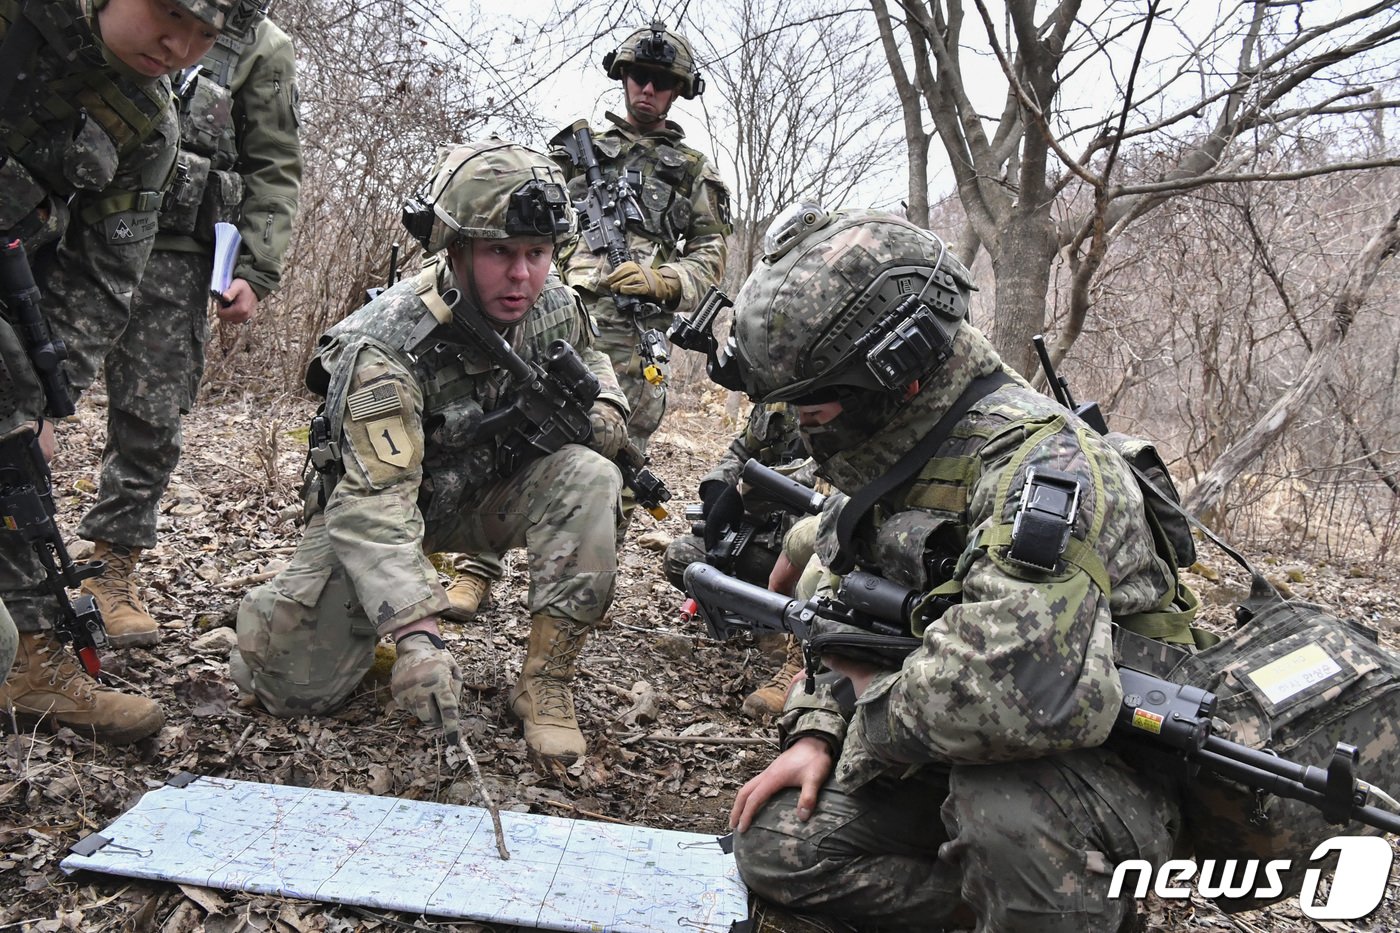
xmin=453 ymin=237 xmax=555 ymax=328
xmin=795 ymin=401 xmax=844 ymax=429
xmin=624 ymin=69 xmax=678 ymax=128
xmin=99 ymin=0 xmax=219 ymax=78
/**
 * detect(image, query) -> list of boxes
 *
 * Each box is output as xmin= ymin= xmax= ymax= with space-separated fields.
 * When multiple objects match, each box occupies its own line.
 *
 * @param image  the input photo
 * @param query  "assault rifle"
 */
xmin=0 ymin=239 xmax=107 ymax=674
xmin=552 ymin=120 xmax=670 ymax=387
xmin=687 ymin=458 xmax=824 ymax=573
xmin=683 ymin=561 xmax=1400 ymax=836
xmin=1033 ymin=334 xmax=1107 ymax=434
xmin=448 ymin=286 xmax=671 ymax=519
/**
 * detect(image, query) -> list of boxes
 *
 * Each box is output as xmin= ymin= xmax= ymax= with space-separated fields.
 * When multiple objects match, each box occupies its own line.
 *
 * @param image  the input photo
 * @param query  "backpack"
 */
xmin=1160 ymin=573 xmax=1400 ymax=912
xmin=1116 ymin=472 xmax=1400 ymax=913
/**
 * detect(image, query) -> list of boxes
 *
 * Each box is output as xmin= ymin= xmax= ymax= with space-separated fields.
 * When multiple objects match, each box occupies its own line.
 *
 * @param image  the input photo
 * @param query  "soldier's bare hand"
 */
xmin=822 ymin=656 xmax=880 ymax=698
xmin=729 ymin=736 xmax=833 ymax=833
xmin=36 ymin=419 xmax=56 ymax=462
xmin=390 ymin=631 xmax=463 ymax=744
xmin=215 ymin=277 xmax=261 ymax=324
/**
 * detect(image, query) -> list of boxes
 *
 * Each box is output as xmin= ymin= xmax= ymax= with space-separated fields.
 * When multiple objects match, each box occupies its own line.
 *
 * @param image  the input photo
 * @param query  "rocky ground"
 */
xmin=2 ymin=386 xmax=1398 ymax=932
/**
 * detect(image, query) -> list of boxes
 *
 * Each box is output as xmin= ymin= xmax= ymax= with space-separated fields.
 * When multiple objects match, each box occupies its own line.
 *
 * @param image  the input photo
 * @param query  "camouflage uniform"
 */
xmin=232 ymin=260 xmax=626 ymax=715
xmin=663 ymin=401 xmax=805 ymax=591
xmin=78 ymin=14 xmax=302 ymax=551
xmin=0 ymin=0 xmax=182 ymax=634
xmin=552 ymin=112 xmax=731 ymax=450
xmin=726 ymin=211 xmax=1186 ymax=931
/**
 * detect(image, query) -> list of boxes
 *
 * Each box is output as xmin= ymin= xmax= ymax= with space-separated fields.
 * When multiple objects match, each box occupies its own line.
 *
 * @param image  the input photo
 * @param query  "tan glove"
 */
xmin=588 ymin=401 xmax=629 ymax=459
xmin=391 ymin=632 xmax=463 ymax=743
xmin=606 ymin=261 xmax=682 ymax=305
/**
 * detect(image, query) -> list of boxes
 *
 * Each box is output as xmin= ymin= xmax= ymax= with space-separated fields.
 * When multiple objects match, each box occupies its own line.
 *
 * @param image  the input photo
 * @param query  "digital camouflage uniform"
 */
xmin=231 ymin=259 xmax=627 ymax=716
xmin=79 ymin=13 xmax=302 ymax=553
xmin=0 ymin=0 xmax=181 ymax=639
xmin=552 ymin=112 xmax=730 ymax=450
xmin=727 ymin=212 xmax=1186 ymax=932
xmin=663 ymin=401 xmax=805 ymax=592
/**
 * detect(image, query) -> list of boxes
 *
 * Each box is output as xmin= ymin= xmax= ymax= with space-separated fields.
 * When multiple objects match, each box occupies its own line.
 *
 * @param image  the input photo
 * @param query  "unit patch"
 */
xmin=366 ymin=417 xmax=413 ymax=467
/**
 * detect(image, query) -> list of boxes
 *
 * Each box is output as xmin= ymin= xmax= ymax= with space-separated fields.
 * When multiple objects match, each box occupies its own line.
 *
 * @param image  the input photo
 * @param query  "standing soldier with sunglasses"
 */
xmin=440 ymin=20 xmax=733 ymax=622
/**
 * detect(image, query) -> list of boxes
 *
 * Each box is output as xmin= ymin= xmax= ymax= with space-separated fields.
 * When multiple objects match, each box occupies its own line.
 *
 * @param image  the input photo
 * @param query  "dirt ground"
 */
xmin=2 ymin=387 xmax=1399 ymax=932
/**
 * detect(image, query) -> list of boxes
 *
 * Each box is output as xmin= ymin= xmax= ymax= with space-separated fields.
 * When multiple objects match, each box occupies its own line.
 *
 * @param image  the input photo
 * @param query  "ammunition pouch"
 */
xmin=161 ymin=151 xmax=243 ymax=239
xmin=0 ymin=156 xmax=46 ymax=235
xmin=61 ymin=112 xmax=119 ymax=193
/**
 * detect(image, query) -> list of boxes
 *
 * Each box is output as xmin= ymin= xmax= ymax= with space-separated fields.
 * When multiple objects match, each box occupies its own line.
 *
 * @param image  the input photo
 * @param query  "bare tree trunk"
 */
xmin=1183 ymin=206 xmax=1400 ymax=517
xmin=990 ymin=218 xmax=1058 ymax=375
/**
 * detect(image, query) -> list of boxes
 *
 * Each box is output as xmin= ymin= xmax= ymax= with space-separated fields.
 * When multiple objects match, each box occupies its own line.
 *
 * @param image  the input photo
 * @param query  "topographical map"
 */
xmin=60 ymin=774 xmax=749 ymax=933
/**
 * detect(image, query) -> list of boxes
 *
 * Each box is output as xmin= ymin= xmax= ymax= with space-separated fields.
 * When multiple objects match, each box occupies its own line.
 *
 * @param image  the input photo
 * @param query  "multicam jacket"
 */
xmin=781 ymin=325 xmax=1181 ymax=789
xmin=302 ymin=260 xmax=626 ymax=631
xmin=553 ymin=111 xmax=730 ymax=317
xmin=0 ymin=0 xmax=179 ymax=430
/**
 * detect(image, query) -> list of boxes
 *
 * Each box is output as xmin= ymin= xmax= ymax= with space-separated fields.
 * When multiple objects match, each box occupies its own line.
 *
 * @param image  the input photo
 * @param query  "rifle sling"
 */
xmin=829 ymin=371 xmax=1015 ymax=575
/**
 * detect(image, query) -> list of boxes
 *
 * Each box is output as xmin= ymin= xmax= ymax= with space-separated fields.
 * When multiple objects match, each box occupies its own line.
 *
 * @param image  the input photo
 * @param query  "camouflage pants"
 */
xmin=78 ymin=249 xmax=209 ymax=549
xmin=0 ymin=599 xmax=16 ymax=685
xmin=733 ymin=747 xmax=1178 ymax=932
xmin=588 ymin=292 xmax=669 ymax=454
xmin=234 ymin=444 xmax=622 ymax=716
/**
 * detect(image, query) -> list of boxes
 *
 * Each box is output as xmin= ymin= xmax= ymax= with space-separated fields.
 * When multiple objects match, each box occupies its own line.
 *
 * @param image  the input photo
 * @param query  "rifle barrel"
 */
xmin=740 ymin=459 xmax=824 ymax=515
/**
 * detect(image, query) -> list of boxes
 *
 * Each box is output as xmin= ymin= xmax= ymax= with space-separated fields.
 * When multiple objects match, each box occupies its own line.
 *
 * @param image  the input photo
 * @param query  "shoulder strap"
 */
xmin=0 ymin=4 xmax=43 ymax=107
xmin=829 ymin=370 xmax=1015 ymax=574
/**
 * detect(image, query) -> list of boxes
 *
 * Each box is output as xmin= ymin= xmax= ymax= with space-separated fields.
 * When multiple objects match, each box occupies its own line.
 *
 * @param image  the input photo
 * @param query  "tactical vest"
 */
xmin=825 ymin=384 xmax=1200 ymax=645
xmin=306 ymin=268 xmax=585 ymax=521
xmin=0 ymin=0 xmax=170 ymax=240
xmin=160 ymin=21 xmax=258 ymax=238
xmin=575 ymin=134 xmax=711 ymax=249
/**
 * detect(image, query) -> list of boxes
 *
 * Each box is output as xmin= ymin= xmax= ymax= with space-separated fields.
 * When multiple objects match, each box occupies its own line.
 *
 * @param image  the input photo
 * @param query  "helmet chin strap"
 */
xmin=624 ymin=87 xmax=669 ymax=128
xmin=447 ymin=238 xmax=504 ymax=331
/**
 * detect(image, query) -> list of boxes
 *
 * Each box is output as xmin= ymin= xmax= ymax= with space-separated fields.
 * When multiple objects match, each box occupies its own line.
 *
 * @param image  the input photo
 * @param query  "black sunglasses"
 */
xmin=627 ymin=66 xmax=680 ymax=92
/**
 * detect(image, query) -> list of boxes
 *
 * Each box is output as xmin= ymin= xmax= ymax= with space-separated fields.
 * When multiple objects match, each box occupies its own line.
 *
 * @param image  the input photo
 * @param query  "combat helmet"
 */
xmin=220 ymin=0 xmax=271 ymax=41
xmin=169 ymin=0 xmax=239 ymax=30
xmin=603 ymin=19 xmax=704 ymax=99
xmin=727 ymin=207 xmax=976 ymax=405
xmin=401 ymin=139 xmax=575 ymax=256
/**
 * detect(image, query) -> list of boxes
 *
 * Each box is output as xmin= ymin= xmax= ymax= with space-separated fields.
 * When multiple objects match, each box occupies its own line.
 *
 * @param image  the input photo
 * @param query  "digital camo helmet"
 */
xmin=402 ymin=139 xmax=575 ymax=256
xmin=170 ymin=0 xmax=238 ymax=30
xmin=729 ymin=209 xmax=976 ymax=405
xmin=603 ymin=19 xmax=705 ymax=99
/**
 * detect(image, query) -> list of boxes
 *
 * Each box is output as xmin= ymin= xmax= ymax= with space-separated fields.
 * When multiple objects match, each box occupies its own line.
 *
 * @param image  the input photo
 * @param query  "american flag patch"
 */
xmin=346 ymin=383 xmax=402 ymax=421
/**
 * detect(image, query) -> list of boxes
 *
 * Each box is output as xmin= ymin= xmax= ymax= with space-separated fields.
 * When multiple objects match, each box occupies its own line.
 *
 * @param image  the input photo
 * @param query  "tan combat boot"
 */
xmin=80 ymin=542 xmax=159 ymax=648
xmin=509 ymin=615 xmax=591 ymax=762
xmin=741 ymin=635 xmax=805 ymax=719
xmin=0 ymin=631 xmax=164 ymax=744
xmin=440 ymin=572 xmax=491 ymax=622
